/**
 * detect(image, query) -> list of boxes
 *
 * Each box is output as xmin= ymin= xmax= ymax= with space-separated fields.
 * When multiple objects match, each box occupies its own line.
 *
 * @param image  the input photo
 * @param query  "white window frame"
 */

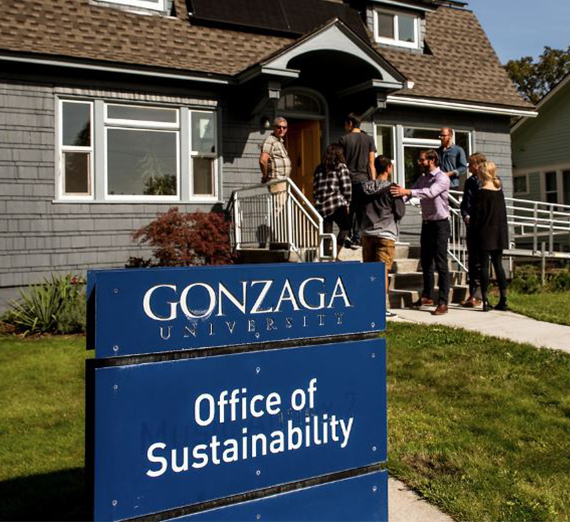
xmin=513 ymin=173 xmax=530 ymax=196
xmin=374 ymin=9 xmax=420 ymax=49
xmin=189 ymin=110 xmax=219 ymax=202
xmin=58 ymin=99 xmax=94 ymax=201
xmin=56 ymin=97 xmax=221 ymax=203
xmin=101 ymin=0 xmax=165 ymax=12
xmin=541 ymin=170 xmax=563 ymax=205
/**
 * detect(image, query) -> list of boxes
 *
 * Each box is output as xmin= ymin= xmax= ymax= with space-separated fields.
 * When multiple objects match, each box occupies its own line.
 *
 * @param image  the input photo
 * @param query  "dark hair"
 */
xmin=323 ymin=143 xmax=345 ymax=171
xmin=374 ymin=155 xmax=392 ymax=174
xmin=468 ymin=152 xmax=486 ymax=165
xmin=422 ymin=149 xmax=440 ymax=167
xmin=344 ymin=113 xmax=361 ymax=128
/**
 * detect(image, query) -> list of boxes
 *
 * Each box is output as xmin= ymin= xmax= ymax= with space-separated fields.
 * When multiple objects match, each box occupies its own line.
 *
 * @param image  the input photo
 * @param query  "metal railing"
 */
xmin=448 ymin=189 xmax=570 ymax=269
xmin=228 ymin=178 xmax=336 ymax=262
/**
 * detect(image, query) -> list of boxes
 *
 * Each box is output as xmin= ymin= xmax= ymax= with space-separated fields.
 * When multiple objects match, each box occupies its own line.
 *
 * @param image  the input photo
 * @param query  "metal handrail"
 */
xmin=228 ymin=178 xmax=336 ymax=262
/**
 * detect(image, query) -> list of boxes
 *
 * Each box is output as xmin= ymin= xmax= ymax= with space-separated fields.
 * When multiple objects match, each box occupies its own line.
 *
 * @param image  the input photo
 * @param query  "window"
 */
xmin=544 ymin=171 xmax=558 ymax=204
xmin=60 ymin=101 xmax=93 ymax=198
xmin=513 ymin=175 xmax=529 ymax=195
xmin=374 ymin=9 xmax=419 ymax=49
xmin=58 ymin=99 xmax=219 ymax=202
xmin=376 ymin=125 xmax=395 ymax=159
xmin=101 ymin=0 xmax=165 ymax=11
xmin=401 ymin=127 xmax=471 ymax=187
xmin=563 ymin=170 xmax=570 ymax=205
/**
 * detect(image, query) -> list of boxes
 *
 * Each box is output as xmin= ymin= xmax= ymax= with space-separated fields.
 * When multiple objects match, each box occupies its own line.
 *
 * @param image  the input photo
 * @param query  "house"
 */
xmin=512 ymin=72 xmax=570 ymax=205
xmin=0 ymin=0 xmax=534 ymax=308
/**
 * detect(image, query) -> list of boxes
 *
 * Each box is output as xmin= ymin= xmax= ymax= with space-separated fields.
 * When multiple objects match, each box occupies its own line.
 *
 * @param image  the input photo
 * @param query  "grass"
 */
xmin=387 ymin=322 xmax=570 ymax=521
xmin=1 ymin=327 xmax=570 ymax=521
xmin=0 ymin=336 xmax=91 ymax=520
xmin=504 ymin=290 xmax=570 ymax=326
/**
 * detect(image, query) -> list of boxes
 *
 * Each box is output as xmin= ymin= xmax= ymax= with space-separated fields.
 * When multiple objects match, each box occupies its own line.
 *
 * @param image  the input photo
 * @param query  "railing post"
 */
xmin=533 ymin=203 xmax=538 ymax=254
xmin=234 ymin=197 xmax=241 ymax=250
xmin=549 ymin=205 xmax=554 ymax=254
xmin=286 ymin=183 xmax=294 ymax=252
xmin=541 ymin=241 xmax=546 ymax=286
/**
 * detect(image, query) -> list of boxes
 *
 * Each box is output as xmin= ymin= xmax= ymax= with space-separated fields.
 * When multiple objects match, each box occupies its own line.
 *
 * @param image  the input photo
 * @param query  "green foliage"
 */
xmin=505 ymin=46 xmax=570 ymax=104
xmin=130 ymin=207 xmax=235 ymax=267
xmin=549 ymin=270 xmax=570 ymax=292
xmin=1 ymin=275 xmax=86 ymax=336
xmin=509 ymin=266 xmax=541 ymax=294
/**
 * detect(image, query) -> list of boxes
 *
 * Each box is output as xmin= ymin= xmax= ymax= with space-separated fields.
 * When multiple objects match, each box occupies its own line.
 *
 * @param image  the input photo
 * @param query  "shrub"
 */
xmin=548 ymin=270 xmax=570 ymax=292
xmin=509 ymin=266 xmax=542 ymax=294
xmin=1 ymin=274 xmax=86 ymax=336
xmin=131 ymin=208 xmax=235 ymax=267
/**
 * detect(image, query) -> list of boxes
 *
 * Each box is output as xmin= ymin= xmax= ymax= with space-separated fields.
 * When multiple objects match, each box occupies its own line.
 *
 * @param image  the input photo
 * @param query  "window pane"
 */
xmin=376 ymin=126 xmax=394 ymax=158
xmin=63 ymin=152 xmax=90 ymax=194
xmin=545 ymin=171 xmax=557 ymax=192
xmin=107 ymin=105 xmax=177 ymax=123
xmin=546 ymin=192 xmax=558 ymax=204
xmin=193 ymin=157 xmax=215 ymax=196
xmin=455 ymin=132 xmax=470 ymax=155
xmin=62 ymin=102 xmax=91 ymax=147
xmin=563 ymin=170 xmax=570 ymax=205
xmin=377 ymin=13 xmax=394 ymax=38
xmin=404 ymin=147 xmax=423 ymax=187
xmin=403 ymin=128 xmax=439 ymax=140
xmin=398 ymin=14 xmax=415 ymax=43
xmin=192 ymin=112 xmax=216 ymax=154
xmin=514 ymin=176 xmax=527 ymax=194
xmin=107 ymin=129 xmax=177 ymax=196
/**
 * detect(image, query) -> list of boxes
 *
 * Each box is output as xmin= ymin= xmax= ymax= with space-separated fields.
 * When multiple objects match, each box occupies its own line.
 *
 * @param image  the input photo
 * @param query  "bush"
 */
xmin=130 ymin=208 xmax=235 ymax=267
xmin=1 ymin=275 xmax=86 ymax=336
xmin=548 ymin=270 xmax=570 ymax=292
xmin=509 ymin=266 xmax=542 ymax=294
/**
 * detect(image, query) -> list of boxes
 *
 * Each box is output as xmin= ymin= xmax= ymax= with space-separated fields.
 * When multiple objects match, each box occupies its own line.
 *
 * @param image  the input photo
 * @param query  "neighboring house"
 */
xmin=0 ymin=0 xmax=534 ymax=307
xmin=512 ymin=72 xmax=570 ymax=205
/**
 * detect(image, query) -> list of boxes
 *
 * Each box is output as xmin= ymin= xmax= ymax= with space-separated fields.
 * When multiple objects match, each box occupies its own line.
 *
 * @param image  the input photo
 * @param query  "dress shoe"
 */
xmin=482 ymin=300 xmax=493 ymax=312
xmin=494 ymin=298 xmax=509 ymax=311
xmin=411 ymin=297 xmax=434 ymax=308
xmin=460 ymin=296 xmax=481 ymax=308
xmin=432 ymin=303 xmax=448 ymax=315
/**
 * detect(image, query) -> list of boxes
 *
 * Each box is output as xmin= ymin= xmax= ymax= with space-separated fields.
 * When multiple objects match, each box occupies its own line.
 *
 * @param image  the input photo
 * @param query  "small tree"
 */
xmin=130 ymin=208 xmax=235 ymax=267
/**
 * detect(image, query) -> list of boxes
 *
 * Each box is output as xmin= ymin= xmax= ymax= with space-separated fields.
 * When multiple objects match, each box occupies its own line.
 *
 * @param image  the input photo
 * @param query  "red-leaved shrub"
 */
xmin=130 ymin=208 xmax=235 ymax=267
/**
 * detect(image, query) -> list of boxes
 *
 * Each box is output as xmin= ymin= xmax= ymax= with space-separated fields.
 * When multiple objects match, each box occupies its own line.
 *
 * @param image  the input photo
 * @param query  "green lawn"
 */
xmin=504 ymin=291 xmax=570 ymax=326
xmin=1 ymin=328 xmax=570 ymax=521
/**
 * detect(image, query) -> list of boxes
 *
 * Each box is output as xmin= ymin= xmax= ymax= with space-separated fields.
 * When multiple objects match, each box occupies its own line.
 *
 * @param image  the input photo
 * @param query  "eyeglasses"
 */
xmin=439 ymin=134 xmax=450 ymax=138
xmin=275 ymin=125 xmax=288 ymax=130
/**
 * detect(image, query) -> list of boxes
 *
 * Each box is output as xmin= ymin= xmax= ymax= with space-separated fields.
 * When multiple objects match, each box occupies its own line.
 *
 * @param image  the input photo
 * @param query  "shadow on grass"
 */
xmin=0 ymin=468 xmax=90 ymax=521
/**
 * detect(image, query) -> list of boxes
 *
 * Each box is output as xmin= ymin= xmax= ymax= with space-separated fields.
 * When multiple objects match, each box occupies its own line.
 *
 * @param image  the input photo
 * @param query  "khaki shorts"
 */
xmin=362 ymin=236 xmax=395 ymax=270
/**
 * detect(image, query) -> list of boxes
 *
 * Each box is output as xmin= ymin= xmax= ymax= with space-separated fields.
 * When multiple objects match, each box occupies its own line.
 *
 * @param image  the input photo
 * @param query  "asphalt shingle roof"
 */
xmin=0 ymin=0 xmax=532 ymax=109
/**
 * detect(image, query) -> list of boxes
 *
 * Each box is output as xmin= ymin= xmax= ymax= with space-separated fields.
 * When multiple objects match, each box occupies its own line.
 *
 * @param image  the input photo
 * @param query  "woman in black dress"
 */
xmin=471 ymin=161 xmax=509 ymax=311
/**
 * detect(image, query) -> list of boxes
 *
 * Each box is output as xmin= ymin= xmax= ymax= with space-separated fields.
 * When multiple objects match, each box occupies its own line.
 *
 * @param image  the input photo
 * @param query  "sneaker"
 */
xmin=386 ymin=310 xmax=398 ymax=318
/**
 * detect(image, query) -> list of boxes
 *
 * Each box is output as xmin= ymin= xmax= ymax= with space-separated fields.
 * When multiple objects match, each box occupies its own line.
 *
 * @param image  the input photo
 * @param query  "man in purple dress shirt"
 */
xmin=391 ymin=149 xmax=451 ymax=315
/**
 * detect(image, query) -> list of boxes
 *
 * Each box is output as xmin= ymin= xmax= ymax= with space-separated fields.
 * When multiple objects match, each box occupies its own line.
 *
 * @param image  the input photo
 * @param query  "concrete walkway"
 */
xmin=387 ymin=303 xmax=570 ymax=522
xmin=390 ymin=304 xmax=570 ymax=354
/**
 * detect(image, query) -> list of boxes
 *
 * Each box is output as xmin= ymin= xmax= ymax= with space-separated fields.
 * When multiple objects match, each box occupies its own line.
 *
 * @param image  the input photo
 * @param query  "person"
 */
xmin=459 ymin=152 xmax=486 ymax=307
xmin=339 ymin=113 xmax=377 ymax=247
xmin=470 ymin=161 xmax=509 ymax=312
xmin=361 ymin=155 xmax=406 ymax=318
xmin=391 ymin=149 xmax=451 ymax=315
xmin=438 ymin=128 xmax=467 ymax=189
xmin=313 ymin=144 xmax=352 ymax=259
xmin=259 ymin=117 xmax=291 ymax=246
xmin=259 ymin=116 xmax=291 ymax=183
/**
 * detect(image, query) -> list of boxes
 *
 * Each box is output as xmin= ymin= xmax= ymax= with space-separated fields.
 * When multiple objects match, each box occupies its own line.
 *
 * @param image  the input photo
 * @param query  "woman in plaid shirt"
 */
xmin=313 ymin=144 xmax=352 ymax=259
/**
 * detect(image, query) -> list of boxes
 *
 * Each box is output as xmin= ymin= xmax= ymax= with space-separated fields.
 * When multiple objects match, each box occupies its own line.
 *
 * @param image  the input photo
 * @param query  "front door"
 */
xmin=286 ymin=120 xmax=321 ymax=201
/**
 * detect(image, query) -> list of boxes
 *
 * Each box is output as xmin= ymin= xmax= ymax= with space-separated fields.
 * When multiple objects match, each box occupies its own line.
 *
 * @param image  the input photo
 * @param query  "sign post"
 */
xmin=87 ymin=262 xmax=388 ymax=521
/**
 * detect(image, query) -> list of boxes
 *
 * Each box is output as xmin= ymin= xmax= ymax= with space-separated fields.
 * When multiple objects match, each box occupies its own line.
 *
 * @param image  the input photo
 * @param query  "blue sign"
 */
xmin=93 ymin=339 xmax=386 ymax=521
xmin=176 ymin=471 xmax=388 ymax=521
xmin=87 ymin=263 xmax=385 ymax=358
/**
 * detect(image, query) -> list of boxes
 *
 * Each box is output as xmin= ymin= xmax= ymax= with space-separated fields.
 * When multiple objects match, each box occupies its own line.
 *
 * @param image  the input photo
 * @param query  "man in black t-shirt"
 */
xmin=339 ymin=113 xmax=377 ymax=246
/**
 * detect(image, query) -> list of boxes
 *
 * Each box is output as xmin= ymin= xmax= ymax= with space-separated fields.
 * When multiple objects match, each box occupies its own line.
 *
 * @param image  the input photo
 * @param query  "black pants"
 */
xmin=348 ymin=181 xmax=364 ymax=243
xmin=323 ymin=206 xmax=351 ymax=257
xmin=480 ymin=249 xmax=507 ymax=302
xmin=466 ymin=228 xmax=481 ymax=297
xmin=420 ymin=219 xmax=450 ymax=305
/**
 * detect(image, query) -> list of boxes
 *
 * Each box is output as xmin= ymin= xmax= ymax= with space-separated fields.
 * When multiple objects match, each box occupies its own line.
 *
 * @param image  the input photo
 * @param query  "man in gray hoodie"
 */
xmin=361 ymin=155 xmax=405 ymax=318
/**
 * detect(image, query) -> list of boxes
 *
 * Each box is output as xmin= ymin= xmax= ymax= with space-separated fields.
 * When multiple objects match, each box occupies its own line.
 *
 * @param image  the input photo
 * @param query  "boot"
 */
xmin=482 ymin=300 xmax=493 ymax=312
xmin=494 ymin=296 xmax=508 ymax=311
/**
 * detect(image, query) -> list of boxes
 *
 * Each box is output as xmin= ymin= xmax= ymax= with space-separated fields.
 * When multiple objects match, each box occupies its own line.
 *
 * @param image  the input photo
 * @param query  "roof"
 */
xmin=0 ymin=0 xmax=533 ymax=110
xmin=512 ymin=71 xmax=570 ymax=132
xmin=377 ymin=7 xmax=534 ymax=110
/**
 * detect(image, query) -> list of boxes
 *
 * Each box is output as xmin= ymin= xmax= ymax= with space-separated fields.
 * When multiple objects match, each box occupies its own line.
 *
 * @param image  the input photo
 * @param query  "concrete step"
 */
xmin=388 ymin=272 xmax=467 ymax=290
xmin=389 ymin=285 xmax=468 ymax=309
xmin=391 ymin=258 xmax=420 ymax=273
